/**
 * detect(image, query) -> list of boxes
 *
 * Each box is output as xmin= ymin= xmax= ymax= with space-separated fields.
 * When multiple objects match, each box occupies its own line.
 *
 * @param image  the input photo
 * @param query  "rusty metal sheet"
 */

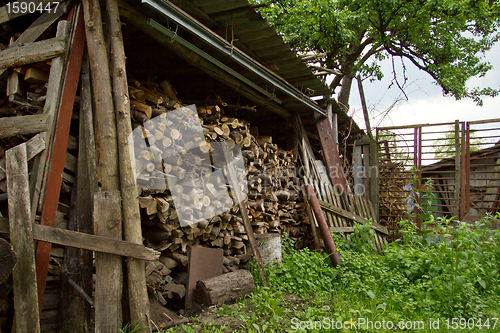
xmin=185 ymin=246 xmax=223 ymax=309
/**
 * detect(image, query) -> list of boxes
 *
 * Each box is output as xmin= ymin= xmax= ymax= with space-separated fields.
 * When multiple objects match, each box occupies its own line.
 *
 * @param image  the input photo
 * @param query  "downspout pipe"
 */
xmin=305 ymin=185 xmax=341 ymax=267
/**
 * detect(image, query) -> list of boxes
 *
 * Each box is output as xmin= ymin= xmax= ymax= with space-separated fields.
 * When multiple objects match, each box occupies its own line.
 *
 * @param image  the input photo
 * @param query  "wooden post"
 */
xmin=221 ymin=145 xmax=269 ymax=287
xmin=106 ymin=0 xmax=151 ymax=330
xmin=356 ymin=75 xmax=372 ymax=140
xmin=83 ymin=0 xmax=123 ymax=329
xmin=6 ymin=143 xmax=41 ymax=333
xmin=76 ymin=52 xmax=97 ymax=328
xmin=94 ymin=191 xmax=123 ymax=331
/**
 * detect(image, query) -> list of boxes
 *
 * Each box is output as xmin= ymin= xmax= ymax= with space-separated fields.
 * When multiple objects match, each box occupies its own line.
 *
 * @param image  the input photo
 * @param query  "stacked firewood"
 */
xmin=128 ymin=78 xmax=311 ymax=258
xmin=145 ymin=251 xmax=252 ymax=310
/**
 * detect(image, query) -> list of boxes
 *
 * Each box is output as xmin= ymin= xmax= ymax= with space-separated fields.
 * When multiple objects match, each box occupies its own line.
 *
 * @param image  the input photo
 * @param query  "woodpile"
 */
xmin=127 ymin=78 xmax=311 ymax=256
xmin=125 ymin=78 xmax=313 ymax=307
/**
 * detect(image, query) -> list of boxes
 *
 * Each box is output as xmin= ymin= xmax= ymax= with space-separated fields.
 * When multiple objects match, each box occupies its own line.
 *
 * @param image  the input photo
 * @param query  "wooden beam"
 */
xmin=0 ymin=0 xmax=71 ymax=77
xmin=35 ymin=6 xmax=85 ymax=311
xmin=0 ymin=36 xmax=66 ymax=69
xmin=0 ymin=114 xmax=50 ymax=138
xmin=84 ymin=0 xmax=124 ymax=328
xmin=6 ymin=143 xmax=41 ymax=333
xmin=0 ymin=218 xmax=159 ymax=261
xmin=318 ymin=199 xmax=389 ymax=235
xmin=106 ymin=0 xmax=151 ymax=330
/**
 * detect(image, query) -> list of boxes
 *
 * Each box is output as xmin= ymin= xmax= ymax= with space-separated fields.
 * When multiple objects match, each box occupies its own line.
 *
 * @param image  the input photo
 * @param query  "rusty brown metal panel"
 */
xmin=314 ymin=112 xmax=350 ymax=193
xmin=185 ymin=246 xmax=223 ymax=309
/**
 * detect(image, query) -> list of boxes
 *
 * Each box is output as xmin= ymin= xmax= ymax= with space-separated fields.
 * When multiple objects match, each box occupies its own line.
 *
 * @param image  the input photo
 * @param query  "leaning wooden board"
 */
xmin=0 ymin=217 xmax=159 ymax=260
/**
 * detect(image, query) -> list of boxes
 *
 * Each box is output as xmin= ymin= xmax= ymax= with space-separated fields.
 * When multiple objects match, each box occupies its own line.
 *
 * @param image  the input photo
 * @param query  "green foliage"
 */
xmin=253 ymin=0 xmax=500 ymax=105
xmin=433 ymin=126 xmax=485 ymax=159
xmin=162 ymin=211 xmax=500 ymax=332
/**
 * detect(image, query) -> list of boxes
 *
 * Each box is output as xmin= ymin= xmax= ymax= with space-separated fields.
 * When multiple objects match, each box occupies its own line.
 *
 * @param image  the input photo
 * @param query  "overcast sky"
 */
xmin=345 ymin=43 xmax=500 ymax=131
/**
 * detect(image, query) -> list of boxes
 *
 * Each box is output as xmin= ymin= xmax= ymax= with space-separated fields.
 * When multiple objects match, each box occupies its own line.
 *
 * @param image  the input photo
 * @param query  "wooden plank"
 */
xmin=318 ymin=199 xmax=389 ymax=235
xmin=0 ymin=36 xmax=66 ymax=69
xmin=0 ymin=0 xmax=62 ymax=24
xmin=300 ymin=186 xmax=320 ymax=249
xmin=73 ymin=52 xmax=96 ymax=328
xmin=0 ymin=114 xmax=50 ymax=138
xmin=319 ymin=182 xmax=334 ymax=228
xmin=35 ymin=7 xmax=85 ymax=311
xmin=324 ymin=183 xmax=342 ymax=231
xmin=5 ymin=143 xmax=41 ymax=333
xmin=30 ymin=20 xmax=70 ymax=225
xmin=0 ymin=217 xmax=159 ymax=260
xmin=94 ymin=191 xmax=123 ymax=332
xmin=331 ymin=226 xmax=354 ymax=233
xmin=0 ymin=133 xmax=45 ymax=181
xmin=314 ymin=112 xmax=350 ymax=192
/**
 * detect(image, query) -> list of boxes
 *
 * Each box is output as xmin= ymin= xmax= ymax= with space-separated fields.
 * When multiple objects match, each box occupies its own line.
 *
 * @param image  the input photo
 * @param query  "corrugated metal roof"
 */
xmin=165 ymin=0 xmax=331 ymax=99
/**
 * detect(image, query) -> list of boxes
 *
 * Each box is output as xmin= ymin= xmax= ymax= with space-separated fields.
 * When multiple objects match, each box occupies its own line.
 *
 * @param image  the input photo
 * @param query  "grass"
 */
xmin=160 ymin=212 xmax=500 ymax=332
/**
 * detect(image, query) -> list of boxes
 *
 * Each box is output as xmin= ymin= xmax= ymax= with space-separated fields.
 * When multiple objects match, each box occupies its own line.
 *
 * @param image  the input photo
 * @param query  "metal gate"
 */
xmin=376 ymin=118 xmax=500 ymax=232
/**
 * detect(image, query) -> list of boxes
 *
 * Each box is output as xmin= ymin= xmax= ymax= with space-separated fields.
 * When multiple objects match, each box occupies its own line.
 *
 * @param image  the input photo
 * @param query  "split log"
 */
xmin=195 ymin=270 xmax=255 ymax=306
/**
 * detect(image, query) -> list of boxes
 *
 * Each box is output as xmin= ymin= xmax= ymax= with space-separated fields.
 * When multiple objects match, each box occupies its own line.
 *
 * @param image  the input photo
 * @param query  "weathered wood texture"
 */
xmin=84 ymin=0 xmax=123 ymax=329
xmin=195 ymin=270 xmax=255 ymax=306
xmin=93 ymin=191 xmax=123 ymax=332
xmin=6 ymin=143 xmax=40 ymax=333
xmin=0 ymin=0 xmax=71 ymax=77
xmin=0 ymin=36 xmax=66 ymax=69
xmin=30 ymin=20 xmax=69 ymax=220
xmin=313 ymin=180 xmax=388 ymax=252
xmin=0 ymin=238 xmax=16 ymax=284
xmin=106 ymin=0 xmax=150 ymax=329
xmin=0 ymin=218 xmax=159 ymax=260
xmin=75 ymin=52 xmax=97 ymax=329
xmin=0 ymin=114 xmax=50 ymax=138
xmin=0 ymin=133 xmax=45 ymax=181
xmin=35 ymin=6 xmax=85 ymax=310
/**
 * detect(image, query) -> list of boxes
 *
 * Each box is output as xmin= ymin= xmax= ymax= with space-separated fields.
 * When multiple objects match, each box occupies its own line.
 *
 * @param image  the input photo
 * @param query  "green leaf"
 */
xmin=477 ymin=276 xmax=486 ymax=289
xmin=366 ymin=290 xmax=376 ymax=299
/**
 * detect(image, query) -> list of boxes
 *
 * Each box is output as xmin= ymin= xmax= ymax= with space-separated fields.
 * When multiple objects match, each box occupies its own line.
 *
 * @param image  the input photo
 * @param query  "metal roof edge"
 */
xmin=141 ymin=0 xmax=326 ymax=116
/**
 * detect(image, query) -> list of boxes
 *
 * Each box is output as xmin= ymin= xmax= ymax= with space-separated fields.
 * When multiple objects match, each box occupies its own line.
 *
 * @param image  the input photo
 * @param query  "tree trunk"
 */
xmin=337 ymin=74 xmax=353 ymax=113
